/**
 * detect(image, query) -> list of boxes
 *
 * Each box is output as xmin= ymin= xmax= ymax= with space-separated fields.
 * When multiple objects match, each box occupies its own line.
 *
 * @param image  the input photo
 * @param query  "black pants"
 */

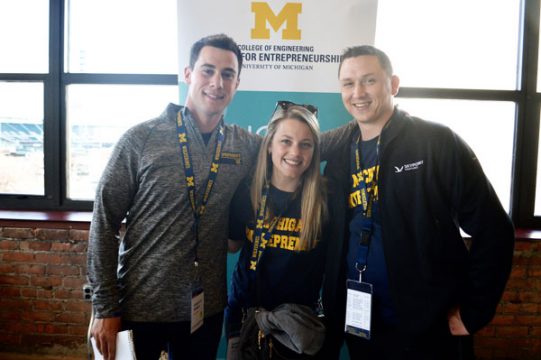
xmin=345 ymin=321 xmax=475 ymax=360
xmin=122 ymin=312 xmax=224 ymax=360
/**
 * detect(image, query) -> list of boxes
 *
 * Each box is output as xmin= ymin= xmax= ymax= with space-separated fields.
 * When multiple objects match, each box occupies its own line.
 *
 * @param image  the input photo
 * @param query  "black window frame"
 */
xmin=1 ymin=0 xmax=540 ymax=229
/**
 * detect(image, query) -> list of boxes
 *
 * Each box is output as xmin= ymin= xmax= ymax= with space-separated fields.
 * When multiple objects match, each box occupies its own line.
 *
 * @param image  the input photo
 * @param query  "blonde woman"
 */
xmin=225 ymin=101 xmax=328 ymax=359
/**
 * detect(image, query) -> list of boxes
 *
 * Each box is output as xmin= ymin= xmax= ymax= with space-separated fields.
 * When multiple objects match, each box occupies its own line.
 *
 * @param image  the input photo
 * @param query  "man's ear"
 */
xmin=184 ymin=66 xmax=192 ymax=85
xmin=391 ymin=75 xmax=400 ymax=96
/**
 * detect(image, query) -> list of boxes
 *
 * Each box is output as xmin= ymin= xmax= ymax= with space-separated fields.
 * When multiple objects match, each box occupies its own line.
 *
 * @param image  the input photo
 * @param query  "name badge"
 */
xmin=345 ymin=279 xmax=372 ymax=339
xmin=191 ymin=287 xmax=204 ymax=334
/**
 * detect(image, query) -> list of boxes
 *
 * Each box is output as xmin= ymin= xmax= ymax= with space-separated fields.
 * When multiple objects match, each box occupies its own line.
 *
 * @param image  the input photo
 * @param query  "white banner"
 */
xmin=178 ymin=0 xmax=378 ymax=93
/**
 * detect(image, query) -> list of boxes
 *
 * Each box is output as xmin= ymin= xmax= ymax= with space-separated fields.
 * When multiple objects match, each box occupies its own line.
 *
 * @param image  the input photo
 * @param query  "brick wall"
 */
xmin=474 ymin=239 xmax=541 ymax=359
xmin=0 ymin=221 xmax=540 ymax=359
xmin=0 ymin=223 xmax=90 ymax=357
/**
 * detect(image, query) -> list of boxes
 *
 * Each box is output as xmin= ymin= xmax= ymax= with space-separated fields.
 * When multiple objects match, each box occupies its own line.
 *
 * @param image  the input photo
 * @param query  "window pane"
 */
xmin=394 ymin=98 xmax=514 ymax=211
xmin=66 ymin=84 xmax=179 ymax=200
xmin=538 ymin=3 xmax=541 ymax=92
xmin=376 ymin=0 xmax=520 ymax=90
xmin=535 ymin=108 xmax=541 ymax=216
xmin=0 ymin=82 xmax=44 ymax=195
xmin=66 ymin=0 xmax=178 ymax=74
xmin=0 ymin=0 xmax=48 ymax=73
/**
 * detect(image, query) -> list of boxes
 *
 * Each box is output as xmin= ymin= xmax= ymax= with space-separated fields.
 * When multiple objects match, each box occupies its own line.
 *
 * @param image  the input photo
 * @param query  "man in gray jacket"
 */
xmin=88 ymin=34 xmax=260 ymax=360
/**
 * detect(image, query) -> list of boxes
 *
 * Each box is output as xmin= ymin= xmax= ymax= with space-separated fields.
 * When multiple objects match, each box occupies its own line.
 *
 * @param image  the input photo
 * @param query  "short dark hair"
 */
xmin=338 ymin=45 xmax=393 ymax=77
xmin=189 ymin=34 xmax=243 ymax=76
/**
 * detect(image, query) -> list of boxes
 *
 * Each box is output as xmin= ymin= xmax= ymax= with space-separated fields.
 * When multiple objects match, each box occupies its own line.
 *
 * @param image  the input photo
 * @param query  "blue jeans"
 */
xmin=123 ymin=312 xmax=224 ymax=360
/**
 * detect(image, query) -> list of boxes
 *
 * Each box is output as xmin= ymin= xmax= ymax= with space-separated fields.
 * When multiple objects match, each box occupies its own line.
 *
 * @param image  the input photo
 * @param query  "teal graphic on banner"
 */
xmin=179 ymin=84 xmax=352 ymax=133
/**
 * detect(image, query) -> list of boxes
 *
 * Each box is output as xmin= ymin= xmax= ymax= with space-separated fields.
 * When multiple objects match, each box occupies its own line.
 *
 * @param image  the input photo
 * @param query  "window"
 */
xmin=374 ymin=0 xmax=539 ymax=227
xmin=534 ymin=1 xmax=541 ymax=217
xmin=0 ymin=82 xmax=44 ymax=195
xmin=0 ymin=0 xmax=48 ymax=198
xmin=0 ymin=0 xmax=48 ymax=74
xmin=394 ymin=98 xmax=515 ymax=212
xmin=376 ymin=0 xmax=520 ymax=90
xmin=1 ymin=0 xmax=540 ymax=229
xmin=66 ymin=84 xmax=179 ymax=200
xmin=0 ymin=0 xmax=178 ymax=210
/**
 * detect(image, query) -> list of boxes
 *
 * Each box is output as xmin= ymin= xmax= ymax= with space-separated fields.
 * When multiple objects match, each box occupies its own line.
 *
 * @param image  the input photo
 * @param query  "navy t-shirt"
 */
xmin=225 ymin=181 xmax=326 ymax=336
xmin=347 ymin=136 xmax=397 ymax=325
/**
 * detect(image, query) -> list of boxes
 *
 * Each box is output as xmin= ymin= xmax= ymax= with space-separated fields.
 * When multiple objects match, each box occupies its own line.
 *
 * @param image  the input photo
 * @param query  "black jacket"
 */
xmin=321 ymin=107 xmax=515 ymax=355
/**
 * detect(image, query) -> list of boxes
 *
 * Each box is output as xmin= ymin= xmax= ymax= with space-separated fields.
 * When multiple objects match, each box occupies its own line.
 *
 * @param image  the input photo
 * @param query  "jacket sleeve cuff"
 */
xmin=224 ymin=305 xmax=243 ymax=338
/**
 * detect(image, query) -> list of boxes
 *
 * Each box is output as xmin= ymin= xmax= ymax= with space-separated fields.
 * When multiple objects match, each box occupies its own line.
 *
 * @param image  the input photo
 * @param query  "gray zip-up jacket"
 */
xmin=88 ymin=103 xmax=261 ymax=321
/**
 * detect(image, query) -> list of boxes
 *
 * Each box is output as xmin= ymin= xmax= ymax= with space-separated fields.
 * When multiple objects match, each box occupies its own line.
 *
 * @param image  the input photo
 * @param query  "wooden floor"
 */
xmin=0 ymin=354 xmax=83 ymax=360
xmin=0 ymin=351 xmax=169 ymax=360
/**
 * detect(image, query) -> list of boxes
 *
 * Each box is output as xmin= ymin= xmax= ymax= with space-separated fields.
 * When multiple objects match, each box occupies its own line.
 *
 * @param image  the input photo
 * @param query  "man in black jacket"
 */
xmin=320 ymin=45 xmax=515 ymax=359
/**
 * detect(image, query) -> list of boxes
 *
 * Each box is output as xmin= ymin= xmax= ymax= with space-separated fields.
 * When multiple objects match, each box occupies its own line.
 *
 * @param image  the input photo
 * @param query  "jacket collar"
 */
xmin=380 ymin=106 xmax=410 ymax=147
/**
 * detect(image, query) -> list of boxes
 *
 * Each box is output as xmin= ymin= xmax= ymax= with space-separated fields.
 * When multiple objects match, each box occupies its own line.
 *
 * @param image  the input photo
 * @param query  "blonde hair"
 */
xmin=251 ymin=104 xmax=326 ymax=251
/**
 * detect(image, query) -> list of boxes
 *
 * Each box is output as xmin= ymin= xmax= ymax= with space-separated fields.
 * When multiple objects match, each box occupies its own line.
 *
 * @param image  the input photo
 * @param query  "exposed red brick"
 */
xmin=528 ymin=266 xmax=541 ymax=277
xmin=46 ymin=265 xmax=81 ymax=277
xmin=0 ymin=274 xmax=30 ymax=286
xmin=0 ymin=331 xmax=22 ymax=346
xmin=2 ymin=252 xmax=34 ymax=262
xmin=15 ymin=263 xmax=46 ymax=276
xmin=500 ymin=290 xmax=521 ymax=303
xmin=530 ymin=253 xmax=541 ymax=265
xmin=2 ymin=228 xmax=34 ymax=239
xmin=0 ymin=263 xmax=17 ymax=273
xmin=20 ymin=333 xmax=78 ymax=347
xmin=489 ymin=314 xmax=516 ymax=325
xmin=30 ymin=275 xmax=63 ymax=289
xmin=531 ymin=326 xmax=541 ymax=336
xmin=0 ymin=298 xmax=32 ymax=311
xmin=477 ymin=325 xmax=496 ymax=336
xmin=33 ymin=253 xmax=66 ymax=264
xmin=64 ymin=301 xmax=92 ymax=313
xmin=21 ymin=310 xmax=56 ymax=323
xmin=69 ymin=229 xmax=89 ymax=242
xmin=33 ymin=300 xmax=64 ymax=312
xmin=495 ymin=325 xmax=530 ymax=337
xmin=511 ymin=254 xmax=530 ymax=265
xmin=51 ymin=241 xmax=87 ymax=253
xmin=501 ymin=302 xmax=539 ymax=314
xmin=35 ymin=229 xmax=69 ymax=241
xmin=515 ymin=315 xmax=541 ymax=326
xmin=68 ymin=324 xmax=90 ymax=336
xmin=0 ymin=239 xmax=19 ymax=250
xmin=36 ymin=288 xmax=54 ymax=299
xmin=20 ymin=288 xmax=38 ymax=298
xmin=0 ymin=287 xmax=21 ymax=297
xmin=43 ymin=323 xmax=70 ymax=335
xmin=519 ymin=291 xmax=541 ymax=303
xmin=506 ymin=278 xmax=530 ymax=289
xmin=513 ymin=241 xmax=535 ymax=251
xmin=28 ymin=241 xmax=53 ymax=251
xmin=0 ymin=310 xmax=22 ymax=321
xmin=6 ymin=321 xmax=39 ymax=334
xmin=63 ymin=277 xmax=86 ymax=289
xmin=509 ymin=266 xmax=527 ymax=278
xmin=54 ymin=289 xmax=79 ymax=300
xmin=55 ymin=311 xmax=86 ymax=324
